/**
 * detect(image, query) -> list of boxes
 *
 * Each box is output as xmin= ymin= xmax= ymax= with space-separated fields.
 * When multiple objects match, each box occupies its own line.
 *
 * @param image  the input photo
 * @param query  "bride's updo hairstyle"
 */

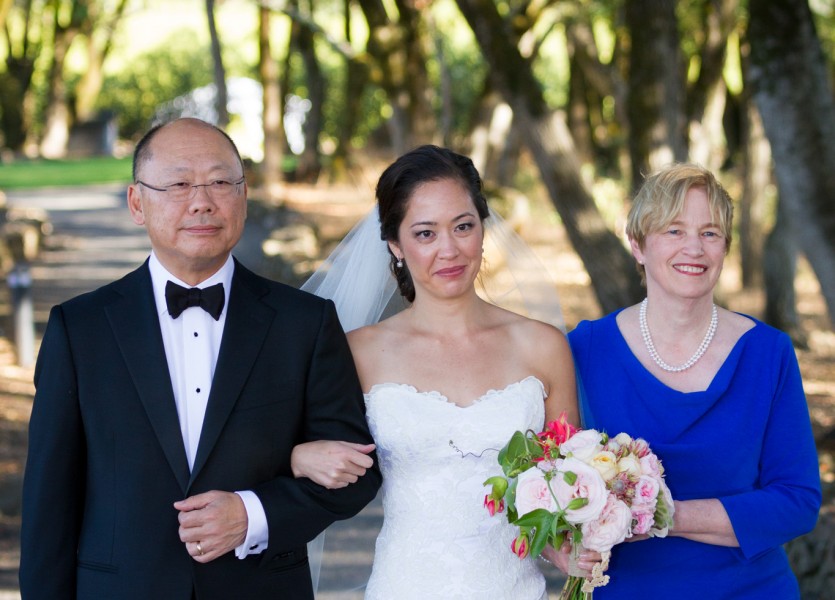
xmin=376 ymin=145 xmax=490 ymax=302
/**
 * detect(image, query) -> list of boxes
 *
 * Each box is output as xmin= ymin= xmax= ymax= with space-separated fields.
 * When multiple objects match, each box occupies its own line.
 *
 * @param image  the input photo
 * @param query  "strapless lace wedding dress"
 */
xmin=363 ymin=376 xmax=548 ymax=600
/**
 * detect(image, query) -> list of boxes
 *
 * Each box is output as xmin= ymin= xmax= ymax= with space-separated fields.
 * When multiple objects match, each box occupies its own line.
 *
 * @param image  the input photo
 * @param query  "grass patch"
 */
xmin=0 ymin=157 xmax=132 ymax=189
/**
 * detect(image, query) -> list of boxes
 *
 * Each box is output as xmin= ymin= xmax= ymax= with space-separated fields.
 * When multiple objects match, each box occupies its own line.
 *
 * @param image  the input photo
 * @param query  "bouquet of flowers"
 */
xmin=483 ymin=414 xmax=675 ymax=599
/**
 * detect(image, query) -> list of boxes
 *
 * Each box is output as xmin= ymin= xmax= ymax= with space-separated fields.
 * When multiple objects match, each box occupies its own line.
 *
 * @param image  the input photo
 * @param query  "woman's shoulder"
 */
xmin=490 ymin=304 xmax=569 ymax=348
xmin=568 ymin=309 xmax=623 ymax=341
xmin=721 ymin=310 xmax=795 ymax=358
xmin=346 ymin=311 xmax=415 ymax=356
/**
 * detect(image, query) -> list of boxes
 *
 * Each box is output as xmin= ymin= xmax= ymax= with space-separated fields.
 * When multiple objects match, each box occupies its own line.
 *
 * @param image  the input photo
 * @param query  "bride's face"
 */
xmin=389 ymin=178 xmax=484 ymax=302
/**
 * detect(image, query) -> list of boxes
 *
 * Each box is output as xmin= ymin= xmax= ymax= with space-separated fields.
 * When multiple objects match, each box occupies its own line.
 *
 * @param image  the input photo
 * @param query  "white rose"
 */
xmin=552 ymin=457 xmax=608 ymax=524
xmin=617 ymin=453 xmax=642 ymax=477
xmin=613 ymin=432 xmax=633 ymax=446
xmin=560 ymin=429 xmax=604 ymax=463
xmin=590 ymin=451 xmax=619 ymax=482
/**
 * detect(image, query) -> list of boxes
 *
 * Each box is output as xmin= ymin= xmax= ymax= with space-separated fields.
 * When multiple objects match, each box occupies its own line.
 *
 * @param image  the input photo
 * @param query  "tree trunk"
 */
xmin=0 ymin=58 xmax=35 ymax=152
xmin=566 ymin=24 xmax=594 ymax=165
xmin=75 ymin=0 xmax=129 ymax=121
xmin=468 ymin=86 xmax=518 ymax=187
xmin=625 ymin=0 xmax=687 ymax=191
xmin=40 ymin=0 xmax=87 ymax=158
xmin=357 ymin=0 xmax=435 ymax=153
xmin=259 ymin=6 xmax=284 ymax=201
xmin=392 ymin=0 xmax=436 ymax=145
xmin=748 ymin=0 xmax=835 ymax=328
xmin=687 ymin=0 xmax=738 ymax=170
xmin=332 ymin=0 xmax=368 ymax=179
xmin=206 ymin=0 xmax=229 ymax=127
xmin=0 ymin=0 xmax=14 ymax=34
xmin=456 ymin=0 xmax=644 ymax=315
xmin=738 ymin=66 xmax=771 ymax=289
xmin=763 ymin=200 xmax=807 ymax=347
xmin=1 ymin=0 xmax=40 ymax=153
xmin=294 ymin=0 xmax=324 ymax=182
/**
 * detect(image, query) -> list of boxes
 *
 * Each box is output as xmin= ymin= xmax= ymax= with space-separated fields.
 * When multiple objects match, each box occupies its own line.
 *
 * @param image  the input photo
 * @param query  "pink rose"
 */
xmin=515 ymin=467 xmax=558 ymax=517
xmin=631 ymin=507 xmax=655 ymax=535
xmin=581 ymin=495 xmax=632 ymax=552
xmin=634 ymin=476 xmax=660 ymax=506
xmin=552 ymin=457 xmax=608 ymax=524
xmin=639 ymin=453 xmax=663 ymax=478
xmin=629 ymin=437 xmax=651 ymax=458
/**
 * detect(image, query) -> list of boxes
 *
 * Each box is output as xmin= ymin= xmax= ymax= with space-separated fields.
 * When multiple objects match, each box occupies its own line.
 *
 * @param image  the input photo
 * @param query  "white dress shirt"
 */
xmin=148 ymin=252 xmax=268 ymax=558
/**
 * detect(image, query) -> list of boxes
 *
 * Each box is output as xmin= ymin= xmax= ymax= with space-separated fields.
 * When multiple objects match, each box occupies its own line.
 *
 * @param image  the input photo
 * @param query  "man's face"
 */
xmin=128 ymin=119 xmax=247 ymax=285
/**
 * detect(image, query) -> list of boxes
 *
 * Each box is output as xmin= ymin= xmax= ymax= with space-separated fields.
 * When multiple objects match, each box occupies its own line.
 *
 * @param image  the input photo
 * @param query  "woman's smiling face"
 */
xmin=631 ymin=186 xmax=727 ymax=302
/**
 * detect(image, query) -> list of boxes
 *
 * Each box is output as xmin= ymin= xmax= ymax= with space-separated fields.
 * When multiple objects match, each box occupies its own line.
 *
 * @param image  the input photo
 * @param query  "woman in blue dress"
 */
xmin=567 ymin=163 xmax=821 ymax=598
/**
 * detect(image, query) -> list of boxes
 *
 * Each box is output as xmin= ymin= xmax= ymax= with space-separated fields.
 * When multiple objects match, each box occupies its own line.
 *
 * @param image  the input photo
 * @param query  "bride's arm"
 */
xmin=291 ymin=441 xmax=376 ymax=489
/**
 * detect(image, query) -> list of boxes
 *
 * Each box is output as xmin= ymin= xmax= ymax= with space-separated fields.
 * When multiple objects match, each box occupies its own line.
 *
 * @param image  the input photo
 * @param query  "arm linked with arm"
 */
xmin=252 ymin=299 xmax=382 ymax=560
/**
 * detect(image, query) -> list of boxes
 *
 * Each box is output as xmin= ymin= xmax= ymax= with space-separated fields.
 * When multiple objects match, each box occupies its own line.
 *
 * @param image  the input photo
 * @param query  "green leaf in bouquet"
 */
xmin=498 ymin=430 xmax=544 ymax=477
xmin=505 ymin=478 xmax=519 ymax=515
xmin=562 ymin=470 xmax=578 ymax=486
xmin=512 ymin=507 xmax=554 ymax=529
xmin=510 ymin=510 xmax=557 ymax=558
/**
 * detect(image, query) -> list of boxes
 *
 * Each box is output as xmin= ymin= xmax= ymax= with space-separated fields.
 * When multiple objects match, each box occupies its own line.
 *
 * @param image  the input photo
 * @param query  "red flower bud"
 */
xmin=484 ymin=495 xmax=505 ymax=517
xmin=511 ymin=533 xmax=530 ymax=559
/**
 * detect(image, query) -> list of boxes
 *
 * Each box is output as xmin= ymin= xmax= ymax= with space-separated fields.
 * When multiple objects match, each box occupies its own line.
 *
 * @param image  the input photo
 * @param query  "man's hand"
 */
xmin=174 ymin=490 xmax=248 ymax=563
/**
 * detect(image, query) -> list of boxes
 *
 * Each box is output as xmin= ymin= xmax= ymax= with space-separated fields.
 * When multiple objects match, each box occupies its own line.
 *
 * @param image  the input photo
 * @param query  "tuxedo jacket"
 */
xmin=20 ymin=259 xmax=381 ymax=599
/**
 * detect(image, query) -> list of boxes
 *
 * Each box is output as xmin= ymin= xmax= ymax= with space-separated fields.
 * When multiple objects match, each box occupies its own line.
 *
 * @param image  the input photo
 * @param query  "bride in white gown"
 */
xmin=291 ymin=145 xmax=586 ymax=598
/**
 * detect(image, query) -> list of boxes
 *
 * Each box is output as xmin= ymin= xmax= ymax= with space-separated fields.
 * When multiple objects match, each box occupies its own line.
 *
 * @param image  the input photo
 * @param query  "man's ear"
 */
xmin=127 ymin=185 xmax=146 ymax=226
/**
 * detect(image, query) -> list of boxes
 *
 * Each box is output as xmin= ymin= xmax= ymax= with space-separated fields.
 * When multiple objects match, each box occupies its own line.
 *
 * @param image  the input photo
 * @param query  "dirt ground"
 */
xmin=0 ymin=190 xmax=832 ymax=595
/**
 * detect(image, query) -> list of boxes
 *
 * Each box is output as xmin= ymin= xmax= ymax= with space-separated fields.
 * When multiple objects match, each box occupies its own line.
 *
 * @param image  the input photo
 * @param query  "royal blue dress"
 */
xmin=568 ymin=311 xmax=821 ymax=599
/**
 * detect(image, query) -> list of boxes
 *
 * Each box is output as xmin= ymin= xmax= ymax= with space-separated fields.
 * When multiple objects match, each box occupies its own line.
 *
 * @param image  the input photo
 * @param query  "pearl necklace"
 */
xmin=639 ymin=298 xmax=718 ymax=373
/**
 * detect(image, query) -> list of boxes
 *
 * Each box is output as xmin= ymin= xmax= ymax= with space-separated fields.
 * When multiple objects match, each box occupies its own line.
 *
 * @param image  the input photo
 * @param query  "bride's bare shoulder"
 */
xmin=347 ymin=313 xmax=408 ymax=352
xmin=347 ymin=315 xmax=409 ymax=386
xmin=491 ymin=304 xmax=567 ymax=345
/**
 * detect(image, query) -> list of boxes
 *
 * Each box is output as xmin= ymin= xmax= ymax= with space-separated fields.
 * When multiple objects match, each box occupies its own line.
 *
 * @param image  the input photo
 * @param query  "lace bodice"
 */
xmin=363 ymin=376 xmax=548 ymax=600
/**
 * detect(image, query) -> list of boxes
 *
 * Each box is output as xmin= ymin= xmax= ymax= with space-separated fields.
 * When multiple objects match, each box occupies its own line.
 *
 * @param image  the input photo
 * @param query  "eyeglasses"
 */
xmin=136 ymin=177 xmax=245 ymax=201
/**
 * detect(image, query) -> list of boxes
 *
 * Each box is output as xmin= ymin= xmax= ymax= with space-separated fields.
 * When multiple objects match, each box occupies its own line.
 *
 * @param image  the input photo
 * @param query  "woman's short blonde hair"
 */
xmin=626 ymin=163 xmax=733 ymax=284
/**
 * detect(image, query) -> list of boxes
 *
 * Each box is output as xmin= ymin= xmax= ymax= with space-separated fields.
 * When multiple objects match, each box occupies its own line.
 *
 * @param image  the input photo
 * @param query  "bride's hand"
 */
xmin=539 ymin=542 xmax=604 ymax=577
xmin=291 ymin=440 xmax=376 ymax=489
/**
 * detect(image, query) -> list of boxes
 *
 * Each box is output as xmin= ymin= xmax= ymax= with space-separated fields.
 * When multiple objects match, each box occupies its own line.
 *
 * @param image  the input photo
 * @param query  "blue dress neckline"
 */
xmin=606 ymin=308 xmax=761 ymax=400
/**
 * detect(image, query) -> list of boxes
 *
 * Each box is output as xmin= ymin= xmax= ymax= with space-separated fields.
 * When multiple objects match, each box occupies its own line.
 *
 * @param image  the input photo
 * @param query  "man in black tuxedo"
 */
xmin=20 ymin=118 xmax=381 ymax=599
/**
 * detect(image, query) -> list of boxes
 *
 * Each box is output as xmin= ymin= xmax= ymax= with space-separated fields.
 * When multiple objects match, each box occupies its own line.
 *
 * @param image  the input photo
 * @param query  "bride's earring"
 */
xmin=396 ymin=257 xmax=404 ymax=268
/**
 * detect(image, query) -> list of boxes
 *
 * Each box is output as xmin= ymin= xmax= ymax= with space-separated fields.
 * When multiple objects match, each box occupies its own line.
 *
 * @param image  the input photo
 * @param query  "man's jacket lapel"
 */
xmin=189 ymin=262 xmax=275 ymax=487
xmin=105 ymin=263 xmax=190 ymax=493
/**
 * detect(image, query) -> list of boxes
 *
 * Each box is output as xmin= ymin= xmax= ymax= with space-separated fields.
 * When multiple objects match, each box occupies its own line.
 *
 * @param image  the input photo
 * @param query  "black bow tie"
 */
xmin=165 ymin=281 xmax=225 ymax=320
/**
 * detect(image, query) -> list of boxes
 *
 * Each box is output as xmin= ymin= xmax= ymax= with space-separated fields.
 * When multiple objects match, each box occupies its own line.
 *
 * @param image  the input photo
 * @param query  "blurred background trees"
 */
xmin=1 ymin=0 xmax=834 ymax=333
